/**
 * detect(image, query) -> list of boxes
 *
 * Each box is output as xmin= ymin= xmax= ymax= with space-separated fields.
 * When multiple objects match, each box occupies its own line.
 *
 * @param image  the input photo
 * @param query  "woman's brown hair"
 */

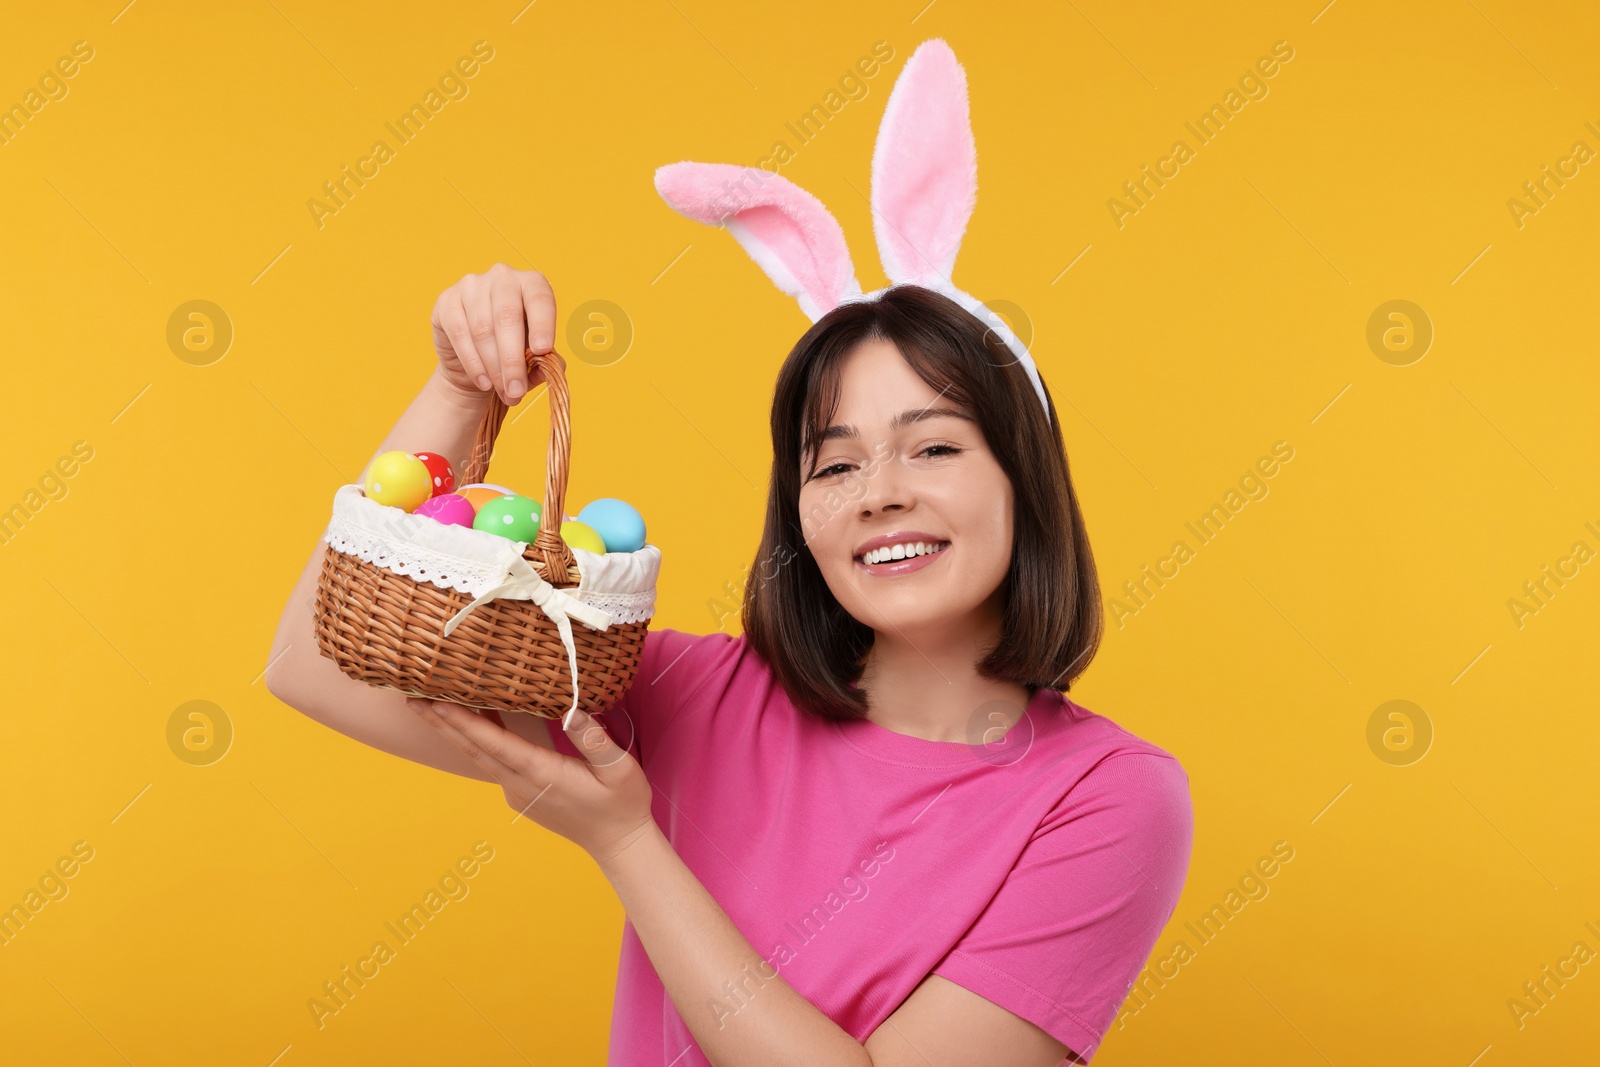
xmin=742 ymin=284 xmax=1102 ymax=721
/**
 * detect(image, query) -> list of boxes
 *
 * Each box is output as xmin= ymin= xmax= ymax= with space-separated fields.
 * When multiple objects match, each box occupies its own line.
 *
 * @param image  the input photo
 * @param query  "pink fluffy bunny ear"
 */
xmin=654 ymin=162 xmax=863 ymax=322
xmin=870 ymin=38 xmax=977 ymax=287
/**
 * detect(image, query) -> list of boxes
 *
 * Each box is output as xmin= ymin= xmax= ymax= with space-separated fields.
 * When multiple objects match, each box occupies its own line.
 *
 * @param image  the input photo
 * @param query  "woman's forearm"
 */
xmin=365 ymin=364 xmax=499 ymax=479
xmin=595 ymin=823 xmax=872 ymax=1067
xmin=271 ymin=365 xmax=497 ymax=655
xmin=263 ymin=366 xmax=510 ymax=776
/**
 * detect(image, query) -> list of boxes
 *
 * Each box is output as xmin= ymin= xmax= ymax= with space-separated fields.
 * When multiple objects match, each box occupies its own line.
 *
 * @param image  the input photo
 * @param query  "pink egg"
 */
xmin=413 ymin=493 xmax=476 ymax=527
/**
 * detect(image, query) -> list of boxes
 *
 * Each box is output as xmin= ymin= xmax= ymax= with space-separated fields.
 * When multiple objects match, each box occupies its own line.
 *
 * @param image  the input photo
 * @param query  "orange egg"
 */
xmin=458 ymin=483 xmax=516 ymax=510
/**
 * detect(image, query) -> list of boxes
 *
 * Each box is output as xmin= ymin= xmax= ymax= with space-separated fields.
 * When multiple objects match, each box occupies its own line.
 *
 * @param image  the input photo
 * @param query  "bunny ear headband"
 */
xmin=653 ymin=37 xmax=1051 ymax=418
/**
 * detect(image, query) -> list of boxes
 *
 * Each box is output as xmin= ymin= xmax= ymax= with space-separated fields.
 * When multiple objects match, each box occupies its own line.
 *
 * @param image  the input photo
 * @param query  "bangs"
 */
xmin=795 ymin=314 xmax=978 ymax=473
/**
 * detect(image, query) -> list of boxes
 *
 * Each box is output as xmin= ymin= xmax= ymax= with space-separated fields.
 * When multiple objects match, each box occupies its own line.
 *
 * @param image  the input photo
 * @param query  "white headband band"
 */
xmin=836 ymin=282 xmax=1050 ymax=417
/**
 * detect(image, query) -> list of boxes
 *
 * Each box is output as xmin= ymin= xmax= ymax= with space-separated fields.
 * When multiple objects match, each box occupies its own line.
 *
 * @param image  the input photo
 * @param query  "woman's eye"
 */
xmin=810 ymin=444 xmax=962 ymax=480
xmin=918 ymin=444 xmax=964 ymax=459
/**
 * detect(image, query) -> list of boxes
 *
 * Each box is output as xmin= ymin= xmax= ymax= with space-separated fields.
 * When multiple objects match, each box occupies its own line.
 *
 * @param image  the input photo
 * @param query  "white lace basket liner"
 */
xmin=321 ymin=482 xmax=660 ymax=717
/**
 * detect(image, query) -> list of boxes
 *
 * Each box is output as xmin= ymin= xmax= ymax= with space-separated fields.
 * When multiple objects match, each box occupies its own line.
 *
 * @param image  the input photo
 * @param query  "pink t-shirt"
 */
xmin=546 ymin=627 xmax=1193 ymax=1064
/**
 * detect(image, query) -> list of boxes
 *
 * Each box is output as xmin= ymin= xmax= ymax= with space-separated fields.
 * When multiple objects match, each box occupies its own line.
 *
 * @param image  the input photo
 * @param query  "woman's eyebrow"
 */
xmin=818 ymin=406 xmax=974 ymax=442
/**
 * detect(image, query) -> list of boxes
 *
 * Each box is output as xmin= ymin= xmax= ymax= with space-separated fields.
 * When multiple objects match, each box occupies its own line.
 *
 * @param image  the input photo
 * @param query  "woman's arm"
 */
xmin=595 ymin=821 xmax=873 ymax=1066
xmin=411 ymin=699 xmax=1069 ymax=1066
xmin=264 ymin=366 xmax=525 ymax=780
xmin=265 ymin=264 xmax=561 ymax=780
xmin=597 ymin=824 xmax=1070 ymax=1066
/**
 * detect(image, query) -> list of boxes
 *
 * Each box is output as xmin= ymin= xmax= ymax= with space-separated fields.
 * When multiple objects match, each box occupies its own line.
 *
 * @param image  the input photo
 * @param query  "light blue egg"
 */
xmin=576 ymin=497 xmax=646 ymax=553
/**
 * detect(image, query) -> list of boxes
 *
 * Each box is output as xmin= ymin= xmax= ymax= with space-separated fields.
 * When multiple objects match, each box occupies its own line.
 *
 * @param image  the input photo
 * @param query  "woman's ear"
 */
xmin=654 ymin=161 xmax=864 ymax=321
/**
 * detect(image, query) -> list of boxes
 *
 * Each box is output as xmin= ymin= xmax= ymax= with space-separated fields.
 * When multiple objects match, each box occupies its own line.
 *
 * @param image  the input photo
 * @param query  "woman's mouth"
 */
xmin=854 ymin=539 xmax=951 ymax=577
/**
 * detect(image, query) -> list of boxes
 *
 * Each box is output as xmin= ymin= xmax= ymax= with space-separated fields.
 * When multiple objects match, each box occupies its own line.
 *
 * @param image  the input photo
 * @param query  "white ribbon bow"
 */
xmin=441 ymin=554 xmax=614 ymax=718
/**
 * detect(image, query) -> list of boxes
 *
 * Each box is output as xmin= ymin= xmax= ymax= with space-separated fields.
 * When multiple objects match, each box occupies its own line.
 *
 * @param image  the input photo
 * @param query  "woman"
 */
xmin=266 ymin=264 xmax=1193 ymax=1066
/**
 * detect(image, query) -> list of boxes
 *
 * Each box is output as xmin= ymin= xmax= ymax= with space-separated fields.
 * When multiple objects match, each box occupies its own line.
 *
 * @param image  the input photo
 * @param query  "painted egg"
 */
xmin=458 ymin=483 xmax=516 ymax=510
xmin=414 ymin=493 xmax=476 ymax=527
xmin=413 ymin=452 xmax=456 ymax=497
xmin=363 ymin=451 xmax=433 ymax=512
xmin=560 ymin=520 xmax=607 ymax=554
xmin=473 ymin=494 xmax=542 ymax=542
xmin=576 ymin=498 xmax=646 ymax=552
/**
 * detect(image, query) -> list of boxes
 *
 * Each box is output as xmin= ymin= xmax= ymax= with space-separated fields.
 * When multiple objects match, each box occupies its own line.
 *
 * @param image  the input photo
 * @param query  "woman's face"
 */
xmin=797 ymin=338 xmax=1015 ymax=642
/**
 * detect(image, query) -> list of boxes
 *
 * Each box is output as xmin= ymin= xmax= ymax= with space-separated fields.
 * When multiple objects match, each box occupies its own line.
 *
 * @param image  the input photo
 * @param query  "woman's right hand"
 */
xmin=430 ymin=263 xmax=558 ymax=406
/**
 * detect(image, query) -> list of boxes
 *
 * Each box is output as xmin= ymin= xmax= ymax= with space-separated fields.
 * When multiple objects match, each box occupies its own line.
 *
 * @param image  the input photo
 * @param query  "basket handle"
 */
xmin=459 ymin=348 xmax=577 ymax=579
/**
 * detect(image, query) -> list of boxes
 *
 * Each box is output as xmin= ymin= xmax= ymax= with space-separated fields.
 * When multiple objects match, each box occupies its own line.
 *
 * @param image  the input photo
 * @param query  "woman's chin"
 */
xmin=845 ymin=592 xmax=978 ymax=640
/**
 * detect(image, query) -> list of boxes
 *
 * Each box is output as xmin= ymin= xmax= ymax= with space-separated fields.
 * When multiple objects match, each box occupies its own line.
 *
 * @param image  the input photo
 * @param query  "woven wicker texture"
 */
xmin=312 ymin=348 xmax=650 ymax=717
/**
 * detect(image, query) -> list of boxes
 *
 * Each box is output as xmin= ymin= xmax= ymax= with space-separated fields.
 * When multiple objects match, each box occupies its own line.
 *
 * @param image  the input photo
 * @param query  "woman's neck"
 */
xmin=855 ymin=617 xmax=1034 ymax=745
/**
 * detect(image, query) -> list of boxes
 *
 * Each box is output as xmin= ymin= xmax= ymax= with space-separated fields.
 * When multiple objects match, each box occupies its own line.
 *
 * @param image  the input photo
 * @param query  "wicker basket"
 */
xmin=312 ymin=348 xmax=657 ymax=718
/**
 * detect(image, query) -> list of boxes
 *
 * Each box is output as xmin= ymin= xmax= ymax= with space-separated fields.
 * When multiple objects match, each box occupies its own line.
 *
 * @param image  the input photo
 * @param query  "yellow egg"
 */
xmin=363 ymin=451 xmax=433 ymax=511
xmin=560 ymin=520 xmax=607 ymax=554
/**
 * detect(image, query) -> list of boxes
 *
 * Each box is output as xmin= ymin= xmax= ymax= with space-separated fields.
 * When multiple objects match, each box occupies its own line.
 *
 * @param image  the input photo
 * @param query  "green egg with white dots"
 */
xmin=472 ymin=494 xmax=542 ymax=542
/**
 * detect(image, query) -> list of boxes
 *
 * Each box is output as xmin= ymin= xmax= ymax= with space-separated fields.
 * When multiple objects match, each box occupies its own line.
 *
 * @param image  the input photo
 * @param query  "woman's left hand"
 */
xmin=408 ymin=698 xmax=655 ymax=863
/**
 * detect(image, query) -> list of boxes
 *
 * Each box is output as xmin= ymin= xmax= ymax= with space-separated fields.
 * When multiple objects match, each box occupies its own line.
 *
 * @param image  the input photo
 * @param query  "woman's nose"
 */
xmin=855 ymin=445 xmax=910 ymax=516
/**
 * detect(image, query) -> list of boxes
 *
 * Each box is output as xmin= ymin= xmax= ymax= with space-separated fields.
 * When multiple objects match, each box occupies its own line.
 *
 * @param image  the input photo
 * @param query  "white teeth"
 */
xmin=861 ymin=541 xmax=947 ymax=565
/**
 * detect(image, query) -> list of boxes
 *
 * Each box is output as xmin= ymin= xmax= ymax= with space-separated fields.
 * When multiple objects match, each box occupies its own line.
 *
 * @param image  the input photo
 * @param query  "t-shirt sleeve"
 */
xmin=544 ymin=627 xmax=730 ymax=772
xmin=930 ymin=750 xmax=1194 ymax=1062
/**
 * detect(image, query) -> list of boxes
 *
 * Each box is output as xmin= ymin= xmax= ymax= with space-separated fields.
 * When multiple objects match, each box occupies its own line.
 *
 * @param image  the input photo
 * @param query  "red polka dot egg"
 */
xmin=413 ymin=452 xmax=455 ymax=497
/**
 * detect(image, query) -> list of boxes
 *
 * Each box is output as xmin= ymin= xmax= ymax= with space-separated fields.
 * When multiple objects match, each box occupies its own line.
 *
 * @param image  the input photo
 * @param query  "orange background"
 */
xmin=1 ymin=1 xmax=1596 ymax=1063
